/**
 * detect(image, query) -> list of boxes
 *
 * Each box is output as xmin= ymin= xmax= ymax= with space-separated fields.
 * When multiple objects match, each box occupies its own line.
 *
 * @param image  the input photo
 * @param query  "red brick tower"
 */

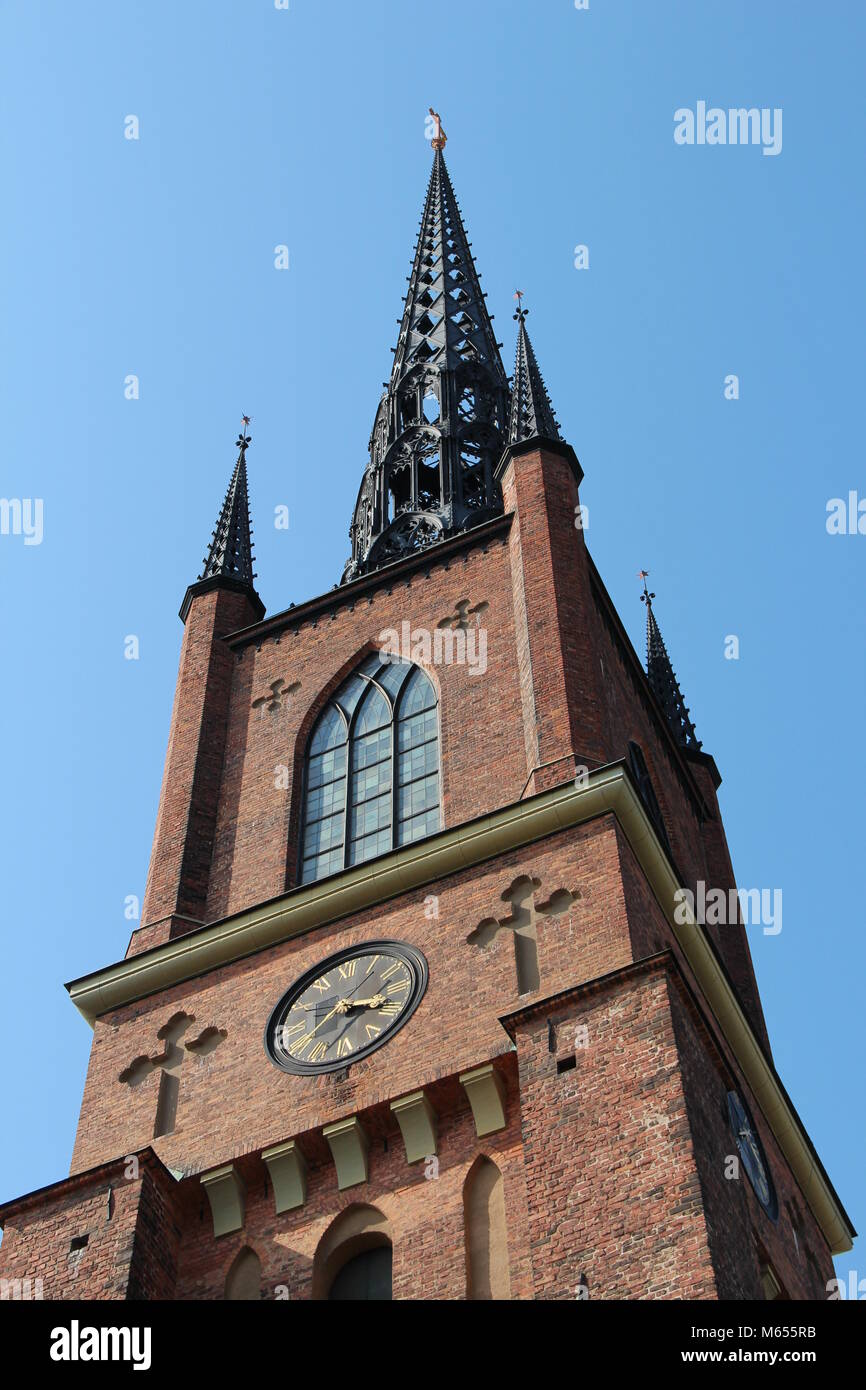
xmin=0 ymin=144 xmax=853 ymax=1302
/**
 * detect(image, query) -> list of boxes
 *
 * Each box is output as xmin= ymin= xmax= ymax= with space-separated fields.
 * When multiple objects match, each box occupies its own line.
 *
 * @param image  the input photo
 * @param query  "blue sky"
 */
xmin=0 ymin=1 xmax=862 ymax=1287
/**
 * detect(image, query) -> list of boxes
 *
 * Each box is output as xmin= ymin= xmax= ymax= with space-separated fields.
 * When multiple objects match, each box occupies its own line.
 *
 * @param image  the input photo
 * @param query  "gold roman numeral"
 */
xmin=309 ymin=1042 xmax=328 ymax=1063
xmin=337 ymin=960 xmax=357 ymax=980
xmin=311 ymin=975 xmax=331 ymax=994
xmin=365 ymin=1024 xmax=381 ymax=1040
xmin=337 ymin=1036 xmax=354 ymax=1057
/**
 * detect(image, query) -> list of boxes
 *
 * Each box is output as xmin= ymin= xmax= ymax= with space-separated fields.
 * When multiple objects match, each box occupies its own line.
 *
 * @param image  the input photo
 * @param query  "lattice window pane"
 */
xmin=397 ymin=707 xmax=438 ymax=752
xmin=307 ymin=744 xmax=348 ymax=792
xmin=398 ymin=773 xmax=439 ymax=820
xmin=399 ymin=668 xmax=437 ymax=717
xmin=350 ymin=792 xmax=392 ymax=840
xmin=397 ymin=807 xmax=441 ymax=846
xmin=348 ymin=828 xmax=393 ymax=866
xmin=376 ymin=659 xmax=411 ymax=700
xmin=355 ymin=686 xmax=390 ymax=735
xmin=353 ymin=726 xmax=391 ymax=770
xmin=303 ymin=812 xmax=344 ymax=859
xmin=397 ymin=738 xmax=438 ymax=783
xmin=310 ymin=705 xmax=347 ymax=755
xmin=352 ymin=760 xmax=392 ymax=805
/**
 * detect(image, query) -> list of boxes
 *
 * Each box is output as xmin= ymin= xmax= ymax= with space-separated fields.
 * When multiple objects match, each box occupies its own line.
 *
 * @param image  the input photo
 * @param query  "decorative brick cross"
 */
xmin=252 ymin=677 xmax=301 ymax=712
xmin=437 ymin=597 xmax=488 ymax=633
xmin=119 ymin=1011 xmax=227 ymax=1138
xmin=466 ymin=875 xmax=578 ymax=995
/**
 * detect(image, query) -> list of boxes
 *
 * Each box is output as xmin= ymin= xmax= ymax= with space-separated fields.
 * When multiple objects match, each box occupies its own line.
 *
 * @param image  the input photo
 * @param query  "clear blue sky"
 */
xmin=1 ymin=1 xmax=862 ymax=1286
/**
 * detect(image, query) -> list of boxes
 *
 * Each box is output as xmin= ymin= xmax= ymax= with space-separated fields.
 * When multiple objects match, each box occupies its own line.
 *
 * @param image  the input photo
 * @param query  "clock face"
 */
xmin=265 ymin=941 xmax=428 ymax=1075
xmin=727 ymin=1090 xmax=778 ymax=1221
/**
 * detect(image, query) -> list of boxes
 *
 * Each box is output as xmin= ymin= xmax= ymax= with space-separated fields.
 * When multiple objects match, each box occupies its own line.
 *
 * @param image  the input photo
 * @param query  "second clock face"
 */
xmin=727 ymin=1090 xmax=778 ymax=1221
xmin=265 ymin=941 xmax=428 ymax=1075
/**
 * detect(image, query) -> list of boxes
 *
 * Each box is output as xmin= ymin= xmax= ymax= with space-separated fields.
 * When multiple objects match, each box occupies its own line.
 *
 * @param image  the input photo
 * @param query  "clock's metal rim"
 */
xmin=263 ymin=939 xmax=429 ymax=1075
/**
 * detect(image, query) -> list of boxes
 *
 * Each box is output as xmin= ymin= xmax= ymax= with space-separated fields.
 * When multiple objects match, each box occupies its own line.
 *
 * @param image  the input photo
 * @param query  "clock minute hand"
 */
xmin=344 ymin=994 xmax=386 ymax=1010
xmin=305 ymin=999 xmax=350 ymax=1040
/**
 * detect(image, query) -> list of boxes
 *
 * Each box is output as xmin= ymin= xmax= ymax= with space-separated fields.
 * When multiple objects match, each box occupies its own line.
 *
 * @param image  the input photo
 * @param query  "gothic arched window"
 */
xmin=300 ymin=655 xmax=440 ymax=884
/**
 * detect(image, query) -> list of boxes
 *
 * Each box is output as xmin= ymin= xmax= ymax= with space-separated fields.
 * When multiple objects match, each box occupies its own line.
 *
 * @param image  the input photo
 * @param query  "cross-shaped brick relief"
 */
xmin=466 ymin=874 xmax=578 ymax=995
xmin=118 ymin=1011 xmax=227 ymax=1138
xmin=252 ymin=677 xmax=301 ymax=713
xmin=437 ymin=597 xmax=489 ymax=633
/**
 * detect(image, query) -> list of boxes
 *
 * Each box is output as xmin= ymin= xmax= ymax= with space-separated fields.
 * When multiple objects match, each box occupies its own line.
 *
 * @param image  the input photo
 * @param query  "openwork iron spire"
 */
xmin=508 ymin=296 xmax=561 ymax=446
xmin=640 ymin=573 xmax=702 ymax=750
xmin=343 ymin=130 xmax=510 ymax=581
xmin=200 ymin=420 xmax=256 ymax=587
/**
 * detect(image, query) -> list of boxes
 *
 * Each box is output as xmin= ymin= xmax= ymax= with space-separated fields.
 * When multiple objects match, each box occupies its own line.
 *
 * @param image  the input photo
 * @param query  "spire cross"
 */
xmin=428 ymin=107 xmax=447 ymax=151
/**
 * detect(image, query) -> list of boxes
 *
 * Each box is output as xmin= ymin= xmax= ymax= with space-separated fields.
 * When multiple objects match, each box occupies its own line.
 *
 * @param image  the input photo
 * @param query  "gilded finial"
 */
xmin=513 ymin=288 xmax=527 ymax=323
xmin=428 ymin=107 xmax=447 ymax=151
xmin=638 ymin=570 xmax=654 ymax=606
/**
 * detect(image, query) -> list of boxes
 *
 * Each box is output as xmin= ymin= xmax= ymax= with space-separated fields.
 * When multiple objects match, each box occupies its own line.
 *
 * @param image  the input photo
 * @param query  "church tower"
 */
xmin=0 ymin=131 xmax=853 ymax=1302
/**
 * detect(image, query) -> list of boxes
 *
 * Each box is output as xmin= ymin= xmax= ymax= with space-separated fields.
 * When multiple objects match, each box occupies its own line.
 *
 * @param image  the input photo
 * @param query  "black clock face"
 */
xmin=727 ymin=1090 xmax=778 ymax=1221
xmin=265 ymin=941 xmax=428 ymax=1075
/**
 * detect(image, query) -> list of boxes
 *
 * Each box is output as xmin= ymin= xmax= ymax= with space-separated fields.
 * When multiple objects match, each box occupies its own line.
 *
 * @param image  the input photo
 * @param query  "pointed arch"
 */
xmin=312 ymin=1203 xmax=392 ymax=1301
xmin=299 ymin=655 xmax=440 ymax=883
xmin=224 ymin=1246 xmax=261 ymax=1301
xmin=463 ymin=1156 xmax=511 ymax=1300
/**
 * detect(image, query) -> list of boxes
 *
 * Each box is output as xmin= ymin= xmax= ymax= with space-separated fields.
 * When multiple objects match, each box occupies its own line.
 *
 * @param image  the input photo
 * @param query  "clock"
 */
xmin=264 ymin=941 xmax=428 ymax=1075
xmin=727 ymin=1090 xmax=778 ymax=1220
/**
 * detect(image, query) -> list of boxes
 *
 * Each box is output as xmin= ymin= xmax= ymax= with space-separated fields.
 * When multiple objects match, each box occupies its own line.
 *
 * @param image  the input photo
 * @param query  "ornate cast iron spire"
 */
xmin=200 ymin=418 xmax=257 ymax=586
xmin=342 ymin=120 xmax=510 ymax=581
xmin=639 ymin=573 xmax=702 ymax=750
xmin=508 ymin=293 xmax=562 ymax=446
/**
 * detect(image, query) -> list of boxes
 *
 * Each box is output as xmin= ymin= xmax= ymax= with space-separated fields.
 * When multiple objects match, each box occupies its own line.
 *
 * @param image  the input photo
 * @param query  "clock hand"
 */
xmin=305 ymin=999 xmax=350 ymax=1040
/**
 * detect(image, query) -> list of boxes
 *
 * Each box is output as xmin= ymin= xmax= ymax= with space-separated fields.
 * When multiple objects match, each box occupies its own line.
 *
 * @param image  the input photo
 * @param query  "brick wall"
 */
xmin=0 ymin=1153 xmax=179 ymax=1301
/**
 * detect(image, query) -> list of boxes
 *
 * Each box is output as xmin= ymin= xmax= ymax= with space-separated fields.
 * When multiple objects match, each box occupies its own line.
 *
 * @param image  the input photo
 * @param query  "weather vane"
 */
xmin=237 ymin=414 xmax=252 ymax=451
xmin=638 ymin=570 xmax=655 ymax=606
xmin=429 ymin=108 xmax=447 ymax=151
xmin=513 ymin=288 xmax=528 ymax=322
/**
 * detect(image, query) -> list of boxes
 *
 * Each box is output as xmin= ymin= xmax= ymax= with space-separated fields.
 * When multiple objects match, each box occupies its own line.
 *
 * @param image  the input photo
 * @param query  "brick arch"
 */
xmin=463 ymin=1155 xmax=511 ymax=1300
xmin=311 ymin=1202 xmax=392 ymax=1301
